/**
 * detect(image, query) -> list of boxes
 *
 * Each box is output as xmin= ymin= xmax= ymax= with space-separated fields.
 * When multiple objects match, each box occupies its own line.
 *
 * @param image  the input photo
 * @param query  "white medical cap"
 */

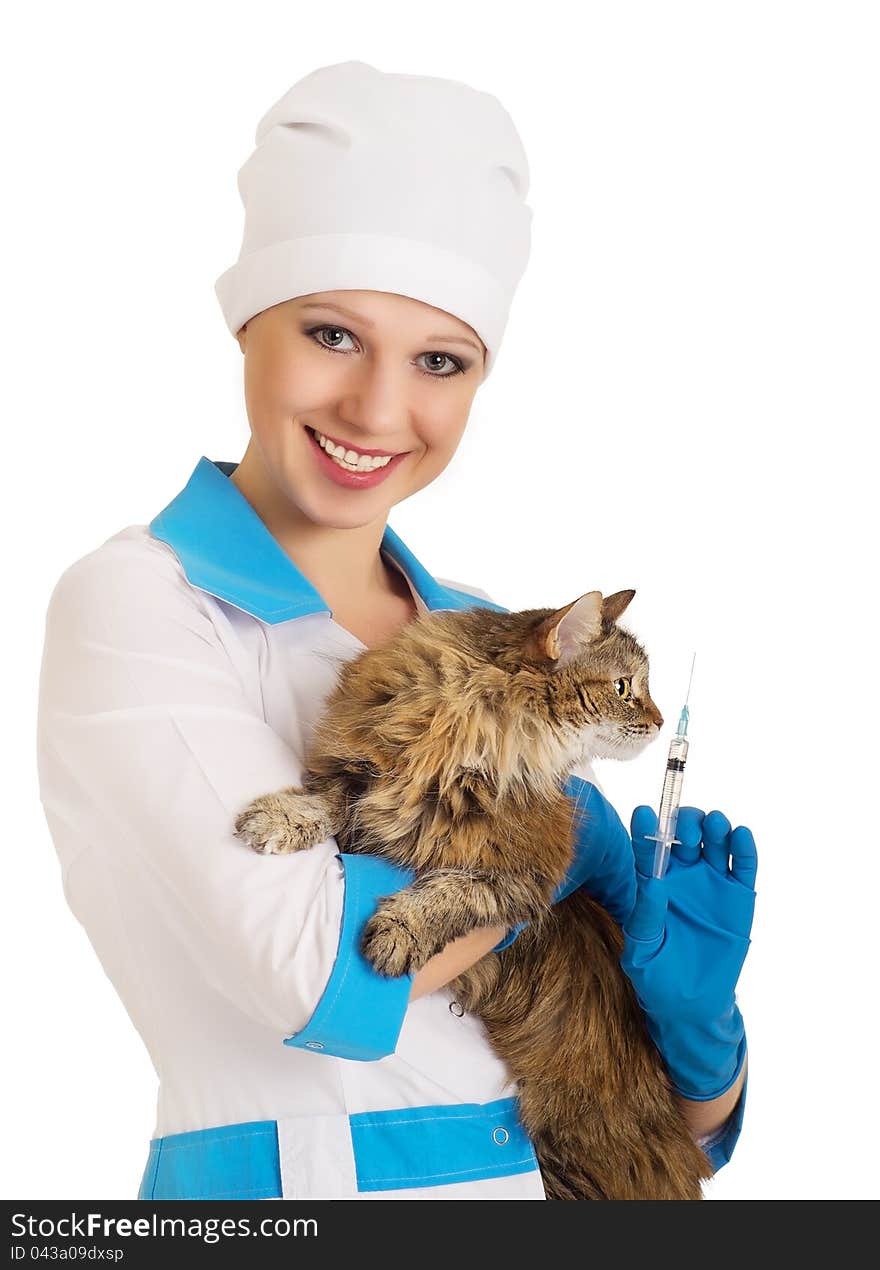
xmin=214 ymin=60 xmax=533 ymax=380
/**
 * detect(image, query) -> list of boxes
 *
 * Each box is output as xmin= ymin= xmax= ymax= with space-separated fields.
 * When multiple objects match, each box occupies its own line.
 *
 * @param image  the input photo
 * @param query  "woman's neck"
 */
xmin=228 ymin=445 xmax=396 ymax=612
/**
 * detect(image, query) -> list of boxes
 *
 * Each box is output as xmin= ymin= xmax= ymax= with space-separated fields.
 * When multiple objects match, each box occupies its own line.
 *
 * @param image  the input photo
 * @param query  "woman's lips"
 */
xmin=304 ymin=426 xmax=409 ymax=489
xmin=312 ymin=427 xmax=400 ymax=458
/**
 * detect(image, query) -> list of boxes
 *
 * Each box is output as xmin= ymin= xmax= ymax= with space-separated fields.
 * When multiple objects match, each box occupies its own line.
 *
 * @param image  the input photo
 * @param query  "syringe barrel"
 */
xmin=651 ymin=734 xmax=689 ymax=878
xmin=657 ymin=734 xmax=689 ymax=842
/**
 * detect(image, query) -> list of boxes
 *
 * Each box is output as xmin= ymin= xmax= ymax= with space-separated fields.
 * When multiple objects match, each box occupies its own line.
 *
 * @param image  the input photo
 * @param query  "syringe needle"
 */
xmin=684 ymin=651 xmax=696 ymax=708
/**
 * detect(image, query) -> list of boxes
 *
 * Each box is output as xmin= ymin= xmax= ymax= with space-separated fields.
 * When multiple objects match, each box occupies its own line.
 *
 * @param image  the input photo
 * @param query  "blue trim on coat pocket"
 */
xmin=349 ymin=1096 xmax=539 ymax=1192
xmin=137 ymin=1098 xmax=540 ymax=1199
xmin=137 ymin=1120 xmax=282 ymax=1201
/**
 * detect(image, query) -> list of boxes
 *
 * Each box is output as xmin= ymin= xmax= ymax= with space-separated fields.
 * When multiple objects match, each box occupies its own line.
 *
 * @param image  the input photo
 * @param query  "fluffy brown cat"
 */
xmin=234 ymin=588 xmax=713 ymax=1199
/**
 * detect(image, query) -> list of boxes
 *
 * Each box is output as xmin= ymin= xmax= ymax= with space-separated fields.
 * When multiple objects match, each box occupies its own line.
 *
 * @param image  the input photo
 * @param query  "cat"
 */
xmin=233 ymin=588 xmax=714 ymax=1200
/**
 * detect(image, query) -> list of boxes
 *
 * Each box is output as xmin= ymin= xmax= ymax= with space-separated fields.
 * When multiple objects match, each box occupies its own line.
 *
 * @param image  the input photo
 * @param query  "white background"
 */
xmin=4 ymin=0 xmax=877 ymax=1201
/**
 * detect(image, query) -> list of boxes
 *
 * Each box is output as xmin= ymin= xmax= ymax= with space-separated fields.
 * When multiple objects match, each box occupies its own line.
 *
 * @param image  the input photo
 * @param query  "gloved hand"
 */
xmin=620 ymin=804 xmax=757 ymax=1101
xmin=493 ymin=775 xmax=636 ymax=951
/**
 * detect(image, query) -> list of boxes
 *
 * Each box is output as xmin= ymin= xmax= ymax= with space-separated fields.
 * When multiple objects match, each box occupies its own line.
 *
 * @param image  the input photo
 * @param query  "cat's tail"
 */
xmin=532 ymin=1142 xmax=609 ymax=1201
xmin=525 ymin=1112 xmax=711 ymax=1198
xmin=476 ymin=890 xmax=715 ymax=1201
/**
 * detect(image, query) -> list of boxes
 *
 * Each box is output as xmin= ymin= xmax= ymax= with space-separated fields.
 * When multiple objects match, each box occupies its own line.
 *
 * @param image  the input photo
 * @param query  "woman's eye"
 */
xmin=614 ymin=677 xmax=632 ymax=701
xmin=305 ymin=325 xmax=465 ymax=378
xmin=310 ymin=325 xmax=355 ymax=352
xmin=417 ymin=352 xmax=464 ymax=377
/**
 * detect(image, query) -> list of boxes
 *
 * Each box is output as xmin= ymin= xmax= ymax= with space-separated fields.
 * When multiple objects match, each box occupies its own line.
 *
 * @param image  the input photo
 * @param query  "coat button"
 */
xmin=493 ymin=1127 xmax=510 ymax=1145
xmin=305 ymin=1040 xmax=325 ymax=1050
xmin=449 ymin=1001 xmax=465 ymax=1017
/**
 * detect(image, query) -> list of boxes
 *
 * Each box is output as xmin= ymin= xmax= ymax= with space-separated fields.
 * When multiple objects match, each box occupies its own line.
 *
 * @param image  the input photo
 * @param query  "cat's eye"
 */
xmin=614 ymin=677 xmax=632 ymax=701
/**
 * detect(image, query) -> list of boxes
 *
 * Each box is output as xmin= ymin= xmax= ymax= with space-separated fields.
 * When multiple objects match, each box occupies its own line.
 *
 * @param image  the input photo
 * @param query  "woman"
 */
xmin=36 ymin=60 xmax=753 ymax=1200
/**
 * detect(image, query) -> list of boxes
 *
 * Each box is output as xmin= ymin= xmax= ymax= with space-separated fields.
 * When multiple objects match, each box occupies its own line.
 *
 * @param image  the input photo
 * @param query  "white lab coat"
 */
xmin=37 ymin=456 xmax=611 ymax=1199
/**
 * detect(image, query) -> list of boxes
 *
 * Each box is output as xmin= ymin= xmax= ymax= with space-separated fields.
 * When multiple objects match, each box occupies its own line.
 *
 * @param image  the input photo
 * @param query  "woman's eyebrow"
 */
xmin=298 ymin=302 xmax=482 ymax=353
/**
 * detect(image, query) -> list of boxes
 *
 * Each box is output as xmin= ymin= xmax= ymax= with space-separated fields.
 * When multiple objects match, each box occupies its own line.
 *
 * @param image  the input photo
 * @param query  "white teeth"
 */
xmin=312 ymin=429 xmax=393 ymax=472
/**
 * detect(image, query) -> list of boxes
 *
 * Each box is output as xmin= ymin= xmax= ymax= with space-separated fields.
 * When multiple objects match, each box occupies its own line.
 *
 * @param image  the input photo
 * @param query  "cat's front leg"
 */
xmin=362 ymin=867 xmax=547 ymax=977
xmin=234 ymin=780 xmax=345 ymax=855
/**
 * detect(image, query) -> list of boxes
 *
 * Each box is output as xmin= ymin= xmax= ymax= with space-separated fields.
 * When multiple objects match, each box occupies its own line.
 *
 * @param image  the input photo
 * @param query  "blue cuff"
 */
xmin=667 ymin=1017 xmax=748 ymax=1103
xmin=699 ymin=1065 xmax=748 ymax=1173
xmin=491 ymin=924 xmax=525 ymax=953
xmin=283 ymin=853 xmax=416 ymax=1062
xmin=492 ymin=777 xmax=637 ymax=952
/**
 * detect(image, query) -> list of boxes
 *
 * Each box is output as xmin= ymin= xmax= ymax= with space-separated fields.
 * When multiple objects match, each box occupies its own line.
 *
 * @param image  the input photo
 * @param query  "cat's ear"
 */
xmin=525 ymin=589 xmax=637 ymax=668
xmin=602 ymin=589 xmax=636 ymax=623
xmin=525 ymin=592 xmax=605 ymax=668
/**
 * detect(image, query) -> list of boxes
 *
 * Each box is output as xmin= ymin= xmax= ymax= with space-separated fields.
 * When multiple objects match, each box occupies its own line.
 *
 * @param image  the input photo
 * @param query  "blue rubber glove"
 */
xmin=620 ymin=804 xmax=757 ymax=1101
xmin=493 ymin=775 xmax=637 ymax=951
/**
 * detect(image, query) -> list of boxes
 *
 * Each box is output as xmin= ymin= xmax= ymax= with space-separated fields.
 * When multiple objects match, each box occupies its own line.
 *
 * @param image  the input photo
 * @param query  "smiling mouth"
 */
xmin=306 ymin=426 xmax=403 ymax=460
xmin=305 ymin=425 xmax=410 ymax=476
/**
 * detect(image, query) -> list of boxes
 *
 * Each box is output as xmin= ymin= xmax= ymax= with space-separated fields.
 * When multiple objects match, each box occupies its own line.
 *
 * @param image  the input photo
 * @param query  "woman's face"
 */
xmin=235 ymin=289 xmax=486 ymax=530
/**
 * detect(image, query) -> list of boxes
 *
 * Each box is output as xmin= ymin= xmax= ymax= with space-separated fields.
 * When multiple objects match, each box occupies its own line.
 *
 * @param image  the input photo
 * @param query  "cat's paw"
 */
xmin=233 ymin=791 xmax=333 ymax=855
xmin=362 ymin=901 xmax=433 ymax=977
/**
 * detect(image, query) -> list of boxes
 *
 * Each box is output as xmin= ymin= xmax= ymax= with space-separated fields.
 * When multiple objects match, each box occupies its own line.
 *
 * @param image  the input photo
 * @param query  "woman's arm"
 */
xmin=37 ymin=544 xmax=426 ymax=1062
xmin=409 ymin=924 xmax=508 ymax=1000
xmin=674 ymin=1056 xmax=747 ymax=1139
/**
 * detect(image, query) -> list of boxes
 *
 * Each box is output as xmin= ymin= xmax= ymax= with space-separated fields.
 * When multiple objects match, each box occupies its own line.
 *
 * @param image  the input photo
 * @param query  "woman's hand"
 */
xmin=620 ymin=805 xmax=757 ymax=1103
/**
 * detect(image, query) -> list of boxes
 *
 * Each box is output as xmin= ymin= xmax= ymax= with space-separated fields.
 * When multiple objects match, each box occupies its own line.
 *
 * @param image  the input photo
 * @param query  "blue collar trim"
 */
xmin=149 ymin=457 xmax=505 ymax=624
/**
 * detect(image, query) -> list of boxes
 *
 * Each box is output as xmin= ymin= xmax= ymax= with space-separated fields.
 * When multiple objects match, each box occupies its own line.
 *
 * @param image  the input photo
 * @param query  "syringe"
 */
xmin=644 ymin=653 xmax=696 ymax=879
